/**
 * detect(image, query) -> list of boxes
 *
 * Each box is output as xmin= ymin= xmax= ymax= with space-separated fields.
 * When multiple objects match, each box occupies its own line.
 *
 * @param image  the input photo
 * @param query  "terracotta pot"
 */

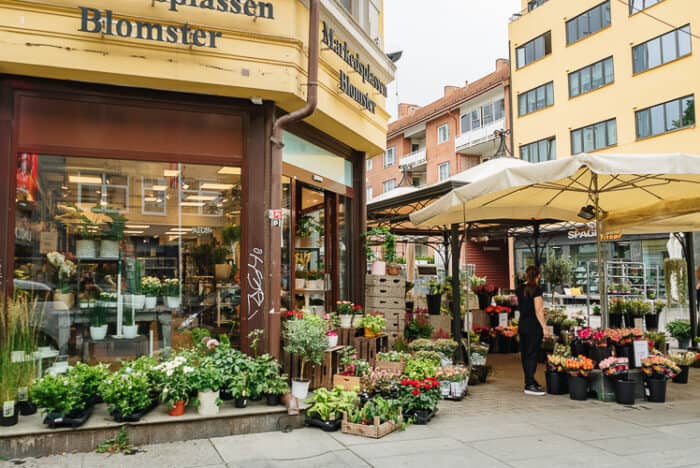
xmin=167 ymin=400 xmax=186 ymax=416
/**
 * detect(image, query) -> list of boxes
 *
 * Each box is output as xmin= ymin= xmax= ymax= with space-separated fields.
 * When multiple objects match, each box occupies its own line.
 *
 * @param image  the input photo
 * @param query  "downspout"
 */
xmin=268 ymin=0 xmax=320 ymax=359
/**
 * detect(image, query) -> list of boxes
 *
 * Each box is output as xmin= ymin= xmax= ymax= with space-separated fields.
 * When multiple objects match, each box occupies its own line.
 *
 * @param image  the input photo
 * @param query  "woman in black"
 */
xmin=516 ymin=265 xmax=549 ymax=395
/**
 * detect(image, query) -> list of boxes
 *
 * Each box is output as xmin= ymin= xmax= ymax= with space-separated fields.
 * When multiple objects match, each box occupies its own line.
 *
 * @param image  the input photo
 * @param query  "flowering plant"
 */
xmin=670 ymin=351 xmax=697 ymax=367
xmin=564 ymin=355 xmax=594 ymax=378
xmin=141 ymin=276 xmax=162 ymax=297
xmin=577 ymin=327 xmax=593 ymax=341
xmin=472 ymin=283 xmax=497 ymax=295
xmin=495 ymin=325 xmax=518 ymax=338
xmin=591 ymin=330 xmax=608 ymax=347
xmin=402 ymin=357 xmax=437 ymax=380
xmin=435 ymin=366 xmax=468 ymax=383
xmin=407 ymin=338 xmax=434 ymax=352
xmin=187 ymin=360 xmax=224 ymax=392
xmin=484 ymin=305 xmax=511 ymax=315
xmin=162 ymin=278 xmax=180 ymax=297
xmin=99 ymin=369 xmax=153 ymax=417
xmin=339 ymin=347 xmax=371 ymax=377
xmin=598 ymin=357 xmax=629 ymax=378
xmin=155 ymin=355 xmax=195 ymax=407
xmin=398 ymin=377 xmax=440 ymax=412
xmin=360 ymin=313 xmax=385 ymax=334
xmin=47 ymin=251 xmax=76 ymax=293
xmin=282 ymin=310 xmax=305 ymax=321
xmin=406 ymin=312 xmax=433 ymax=340
xmin=377 ymin=351 xmax=411 ymax=362
xmin=336 ymin=301 xmax=358 ymax=316
xmin=361 ymin=368 xmax=401 ymax=395
xmin=546 ymin=354 xmax=568 ymax=373
xmin=641 ymin=355 xmax=680 ymax=380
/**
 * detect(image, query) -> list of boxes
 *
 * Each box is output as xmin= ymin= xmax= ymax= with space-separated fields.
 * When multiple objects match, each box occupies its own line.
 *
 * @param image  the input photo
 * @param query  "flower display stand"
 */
xmin=281 ymin=345 xmax=344 ymax=390
xmin=341 ymin=413 xmax=401 ymax=439
xmin=338 ymin=327 xmax=359 ymax=346
xmin=352 ymin=334 xmax=389 ymax=367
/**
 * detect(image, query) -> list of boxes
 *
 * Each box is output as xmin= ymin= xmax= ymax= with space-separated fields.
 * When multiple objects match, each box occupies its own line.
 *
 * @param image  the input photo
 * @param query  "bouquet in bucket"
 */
xmin=598 ymin=357 xmax=629 ymax=379
xmin=641 ymin=355 xmax=680 ymax=380
xmin=546 ymin=354 xmax=568 ymax=373
xmin=484 ymin=305 xmax=511 ymax=315
xmin=564 ymin=356 xmax=594 ymax=378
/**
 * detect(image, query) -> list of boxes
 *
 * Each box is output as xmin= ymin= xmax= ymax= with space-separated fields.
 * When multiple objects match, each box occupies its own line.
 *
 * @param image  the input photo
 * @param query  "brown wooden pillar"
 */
xmin=241 ymin=101 xmax=276 ymax=354
xmin=351 ymin=151 xmax=367 ymax=306
xmin=0 ymin=83 xmax=13 ymax=300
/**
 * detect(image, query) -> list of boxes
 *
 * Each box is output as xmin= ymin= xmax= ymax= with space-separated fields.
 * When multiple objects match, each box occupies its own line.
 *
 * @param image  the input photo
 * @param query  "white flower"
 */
xmin=183 ymin=366 xmax=194 ymax=374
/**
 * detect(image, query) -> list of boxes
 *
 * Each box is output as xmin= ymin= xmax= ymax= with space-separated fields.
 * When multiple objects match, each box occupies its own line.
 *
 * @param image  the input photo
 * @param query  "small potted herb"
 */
xmin=99 ymin=368 xmax=155 ymax=422
xmin=189 ymin=360 xmax=224 ymax=416
xmin=667 ymin=319 xmax=692 ymax=349
xmin=89 ymin=305 xmax=109 ymax=341
xmin=263 ymin=374 xmax=290 ymax=406
xmin=162 ymin=278 xmax=181 ymax=309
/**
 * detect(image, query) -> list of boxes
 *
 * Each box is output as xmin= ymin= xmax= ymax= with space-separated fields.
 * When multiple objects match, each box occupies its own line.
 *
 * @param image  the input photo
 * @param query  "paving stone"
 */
xmin=227 ymin=450 xmax=370 ymax=468
xmin=471 ymin=434 xmax=595 ymax=462
xmin=365 ymin=447 xmax=510 ymax=468
xmin=586 ymin=432 xmax=700 ymax=456
xmin=347 ymin=437 xmax=464 ymax=461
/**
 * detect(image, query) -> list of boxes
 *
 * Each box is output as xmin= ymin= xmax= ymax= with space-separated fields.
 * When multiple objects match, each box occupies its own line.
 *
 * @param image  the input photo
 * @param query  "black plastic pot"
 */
xmin=474 ymin=365 xmax=488 ymax=383
xmin=44 ymin=403 xmax=95 ymax=429
xmin=305 ymin=414 xmax=342 ymax=432
xmin=220 ymin=389 xmax=234 ymax=401
xmin=477 ymin=293 xmax=492 ymax=310
xmin=112 ymin=399 xmax=158 ymax=422
xmin=426 ymin=294 xmax=442 ymax=315
xmin=489 ymin=314 xmax=499 ymax=328
xmin=615 ymin=344 xmax=632 ymax=361
xmin=266 ymin=394 xmax=280 ymax=406
xmin=590 ymin=346 xmax=612 ymax=367
xmin=0 ymin=401 xmax=18 ymax=427
xmin=644 ymin=314 xmax=659 ymax=331
xmin=624 ymin=313 xmax=634 ymax=328
xmin=407 ymin=408 xmax=436 ymax=425
xmin=546 ymin=370 xmax=568 ymax=395
xmin=609 ymin=314 xmax=623 ymax=328
xmin=646 ymin=377 xmax=667 ymax=403
xmin=615 ymin=380 xmax=636 ymax=405
xmin=249 ymin=394 xmax=262 ymax=402
xmin=568 ymin=375 xmax=588 ymax=401
xmin=672 ymin=365 xmax=690 ymax=384
xmin=677 ymin=338 xmax=691 ymax=349
xmin=17 ymin=400 xmax=37 ymax=416
xmin=234 ymin=397 xmax=248 ymax=408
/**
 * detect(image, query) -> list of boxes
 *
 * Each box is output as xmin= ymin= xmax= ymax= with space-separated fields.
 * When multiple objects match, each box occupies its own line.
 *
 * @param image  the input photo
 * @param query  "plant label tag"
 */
xmin=3 ymin=401 xmax=15 ymax=418
xmin=634 ymin=318 xmax=644 ymax=330
xmin=17 ymin=387 xmax=28 ymax=402
xmin=633 ymin=340 xmax=649 ymax=368
xmin=589 ymin=316 xmax=602 ymax=329
xmin=498 ymin=313 xmax=508 ymax=327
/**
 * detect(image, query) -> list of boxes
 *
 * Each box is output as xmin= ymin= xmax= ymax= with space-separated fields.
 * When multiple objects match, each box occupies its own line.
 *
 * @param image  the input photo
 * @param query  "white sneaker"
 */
xmin=524 ymin=385 xmax=545 ymax=396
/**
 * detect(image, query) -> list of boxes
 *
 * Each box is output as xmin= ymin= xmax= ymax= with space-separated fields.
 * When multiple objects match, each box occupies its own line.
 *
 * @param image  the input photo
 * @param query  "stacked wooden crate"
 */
xmin=365 ymin=275 xmax=406 ymax=346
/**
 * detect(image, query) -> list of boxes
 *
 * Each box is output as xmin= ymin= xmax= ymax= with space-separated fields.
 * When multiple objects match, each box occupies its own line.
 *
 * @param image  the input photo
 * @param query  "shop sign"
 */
xmin=567 ymin=229 xmax=597 ymax=240
xmin=79 ymin=1 xmax=276 ymax=49
xmin=322 ymin=21 xmax=386 ymax=114
xmin=192 ymin=227 xmax=213 ymax=235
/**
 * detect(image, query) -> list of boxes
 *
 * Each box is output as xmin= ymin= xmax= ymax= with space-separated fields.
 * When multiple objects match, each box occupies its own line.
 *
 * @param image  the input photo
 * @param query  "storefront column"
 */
xmin=241 ymin=102 xmax=276 ymax=355
xmin=351 ymin=151 xmax=367 ymax=306
xmin=0 ymin=86 xmax=12 ymax=299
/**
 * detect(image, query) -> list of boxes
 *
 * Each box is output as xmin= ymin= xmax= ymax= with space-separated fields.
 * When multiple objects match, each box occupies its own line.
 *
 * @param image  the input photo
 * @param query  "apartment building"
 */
xmin=509 ymin=0 xmax=699 ymax=290
xmin=366 ymin=59 xmax=511 ymax=201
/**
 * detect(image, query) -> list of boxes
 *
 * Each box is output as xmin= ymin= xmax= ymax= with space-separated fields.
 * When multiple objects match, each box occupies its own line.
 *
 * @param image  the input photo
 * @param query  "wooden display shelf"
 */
xmin=352 ymin=334 xmax=389 ymax=367
xmin=282 ymin=345 xmax=344 ymax=390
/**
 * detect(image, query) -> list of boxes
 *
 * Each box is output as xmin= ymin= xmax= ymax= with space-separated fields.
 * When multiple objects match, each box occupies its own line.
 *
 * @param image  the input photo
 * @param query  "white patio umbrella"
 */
xmin=410 ymin=153 xmax=700 ymax=325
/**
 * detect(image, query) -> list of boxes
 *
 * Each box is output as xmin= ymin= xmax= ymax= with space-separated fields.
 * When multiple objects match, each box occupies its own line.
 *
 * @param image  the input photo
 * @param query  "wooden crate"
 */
xmin=341 ymin=413 xmax=401 ymax=439
xmin=379 ymin=309 xmax=405 ymax=321
xmin=366 ymin=285 xmax=405 ymax=298
xmin=365 ymin=296 xmax=404 ymax=310
xmin=281 ymin=345 xmax=324 ymax=390
xmin=314 ymin=346 xmax=345 ymax=390
xmin=338 ymin=327 xmax=360 ymax=346
xmin=374 ymin=360 xmax=405 ymax=374
xmin=353 ymin=334 xmax=389 ymax=367
xmin=366 ymin=275 xmax=405 ymax=288
xmin=333 ymin=374 xmax=362 ymax=391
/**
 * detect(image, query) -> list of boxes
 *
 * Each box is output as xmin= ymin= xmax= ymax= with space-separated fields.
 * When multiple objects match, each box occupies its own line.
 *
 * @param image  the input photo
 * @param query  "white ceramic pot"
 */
xmin=123 ymin=324 xmax=139 ymax=339
xmin=76 ymin=239 xmax=97 ymax=259
xmin=145 ymin=296 xmax=158 ymax=309
xmin=90 ymin=325 xmax=108 ymax=341
xmin=340 ymin=315 xmax=353 ymax=328
xmin=295 ymin=278 xmax=306 ymax=290
xmin=132 ymin=294 xmax=146 ymax=310
xmin=197 ymin=390 xmax=220 ymax=416
xmin=100 ymin=239 xmax=120 ymax=259
xmin=327 ymin=334 xmax=338 ymax=348
xmin=291 ymin=379 xmax=310 ymax=400
xmin=305 ymin=280 xmax=316 ymax=290
xmin=165 ymin=296 xmax=181 ymax=309
xmin=370 ymin=261 xmax=386 ymax=276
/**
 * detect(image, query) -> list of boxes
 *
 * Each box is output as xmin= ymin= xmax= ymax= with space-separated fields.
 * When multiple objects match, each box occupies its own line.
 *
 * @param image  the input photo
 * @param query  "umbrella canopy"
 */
xmin=410 ymin=153 xmax=700 ymax=229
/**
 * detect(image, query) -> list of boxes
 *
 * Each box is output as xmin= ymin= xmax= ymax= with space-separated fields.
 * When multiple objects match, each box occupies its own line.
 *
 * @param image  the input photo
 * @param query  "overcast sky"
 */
xmin=384 ymin=0 xmax=521 ymax=121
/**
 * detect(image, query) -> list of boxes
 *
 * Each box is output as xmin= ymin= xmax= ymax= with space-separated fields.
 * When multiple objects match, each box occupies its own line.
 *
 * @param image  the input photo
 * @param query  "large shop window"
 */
xmin=13 ymin=154 xmax=243 ymax=362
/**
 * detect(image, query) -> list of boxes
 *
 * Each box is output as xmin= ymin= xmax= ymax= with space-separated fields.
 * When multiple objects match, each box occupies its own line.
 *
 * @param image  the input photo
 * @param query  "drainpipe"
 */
xmin=268 ymin=0 xmax=320 ymax=359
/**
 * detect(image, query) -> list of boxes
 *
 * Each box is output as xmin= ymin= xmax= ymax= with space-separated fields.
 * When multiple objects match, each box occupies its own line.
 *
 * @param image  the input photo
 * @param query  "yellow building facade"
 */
xmin=509 ymin=0 xmax=698 ymax=157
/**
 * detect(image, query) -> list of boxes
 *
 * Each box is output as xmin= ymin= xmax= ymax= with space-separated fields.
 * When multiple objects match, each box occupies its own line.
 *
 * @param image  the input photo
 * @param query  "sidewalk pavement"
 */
xmin=5 ymin=354 xmax=700 ymax=468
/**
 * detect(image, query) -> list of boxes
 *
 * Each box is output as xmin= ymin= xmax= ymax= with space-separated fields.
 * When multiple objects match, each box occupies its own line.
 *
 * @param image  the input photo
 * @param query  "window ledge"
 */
xmin=632 ymin=53 xmax=693 ymax=77
xmin=566 ymin=24 xmax=612 ymax=48
xmin=568 ymin=80 xmax=615 ymax=101
xmin=636 ymin=124 xmax=696 ymax=142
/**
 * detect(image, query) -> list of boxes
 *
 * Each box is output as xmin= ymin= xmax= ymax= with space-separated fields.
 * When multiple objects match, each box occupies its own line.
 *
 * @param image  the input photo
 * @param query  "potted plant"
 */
xmin=608 ymin=299 xmax=624 ymax=328
xmin=670 ymin=351 xmax=696 ymax=384
xmin=284 ymin=314 xmax=327 ymax=400
xmin=155 ymin=355 xmax=194 ymax=416
xmin=222 ymin=224 xmax=241 ymax=257
xmin=99 ymin=211 xmax=126 ymax=259
xmin=360 ymin=313 xmax=385 ymax=338
xmin=599 ymin=356 xmax=634 ymax=405
xmin=162 ymin=278 xmax=181 ymax=309
xmin=545 ymin=348 xmax=571 ymax=395
xmin=125 ymin=258 xmax=146 ymax=310
xmin=89 ymin=305 xmax=108 ymax=341
xmin=336 ymin=301 xmax=356 ymax=328
xmin=263 ymin=374 xmax=289 ymax=406
xmin=641 ymin=355 xmax=680 ymax=403
xmin=297 ymin=215 xmax=321 ymax=248
xmin=32 ymin=373 xmax=91 ymax=428
xmin=141 ymin=276 xmax=161 ymax=309
xmin=434 ymin=339 xmax=458 ymax=366
xmin=295 ymin=270 xmax=307 ymax=290
xmin=76 ymin=214 xmax=100 ymax=259
xmin=189 ymin=359 xmax=224 ymax=416
xmin=646 ymin=300 xmax=664 ymax=330
xmin=99 ymin=368 xmax=156 ymax=422
xmin=366 ymin=226 xmax=395 ymax=276
xmin=214 ymin=246 xmax=232 ymax=281
xmin=564 ymin=355 xmax=594 ymax=401
xmin=667 ymin=319 xmax=692 ymax=349
xmin=306 ymin=387 xmax=358 ymax=432
xmin=228 ymin=371 xmax=249 ymax=408
xmin=542 ymin=256 xmax=573 ymax=294
xmin=122 ymin=307 xmax=138 ymax=339
xmin=398 ymin=377 xmax=440 ymax=424
xmin=47 ymin=251 xmax=76 ymax=309
xmin=426 ymin=280 xmax=447 ymax=315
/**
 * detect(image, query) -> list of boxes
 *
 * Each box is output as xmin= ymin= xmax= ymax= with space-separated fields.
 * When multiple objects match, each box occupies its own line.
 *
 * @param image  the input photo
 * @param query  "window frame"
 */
xmin=437 ymin=123 xmax=450 ymax=144
xmin=629 ymin=0 xmax=663 ymax=15
xmin=366 ymin=186 xmax=373 ymax=200
xmin=519 ymin=137 xmax=557 ymax=163
xmin=438 ymin=162 xmax=450 ymax=182
xmin=382 ymin=178 xmax=396 ymax=193
xmin=570 ymin=118 xmax=618 ymax=154
xmin=518 ymin=82 xmax=554 ymax=116
xmin=383 ymin=146 xmax=395 ymax=168
xmin=516 ymin=31 xmax=552 ymax=69
xmin=635 ymin=94 xmax=695 ymax=139
xmin=566 ymin=1 xmax=611 ymax=45
xmin=632 ymin=25 xmax=692 ymax=74
xmin=568 ymin=56 xmax=614 ymax=98
xmin=366 ymin=157 xmax=373 ymax=171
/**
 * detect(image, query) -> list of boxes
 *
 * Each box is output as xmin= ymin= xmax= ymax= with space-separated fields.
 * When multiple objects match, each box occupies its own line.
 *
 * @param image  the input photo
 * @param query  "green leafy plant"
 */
xmin=306 ymin=387 xmax=358 ymax=422
xmin=284 ymin=314 xmax=327 ymax=381
xmin=406 ymin=314 xmax=433 ymax=340
xmin=377 ymin=351 xmax=411 ymax=362
xmin=347 ymin=396 xmax=404 ymax=428
xmin=365 ymin=226 xmax=396 ymax=263
xmin=408 ymin=338 xmax=434 ymax=352
xmin=296 ymin=215 xmax=322 ymax=238
xmin=542 ymin=256 xmax=574 ymax=289
xmin=99 ymin=369 xmax=153 ymax=417
xmin=103 ymin=211 xmax=127 ymax=241
xmin=414 ymin=351 xmax=442 ymax=367
xmin=67 ymin=362 xmax=111 ymax=402
xmin=427 ymin=279 xmax=449 ymax=296
xmin=96 ymin=427 xmax=133 ymax=455
xmin=263 ymin=374 xmax=290 ymax=396
xmin=213 ymin=246 xmax=230 ymax=264
xmin=402 ymin=358 xmax=437 ymax=380
xmin=222 ymin=224 xmax=241 ymax=245
xmin=188 ymin=359 xmax=224 ymax=393
xmin=667 ymin=319 xmax=692 ymax=341
xmin=360 ymin=314 xmax=386 ymax=334
xmin=155 ymin=355 xmax=194 ymax=407
xmin=162 ymin=278 xmax=180 ymax=297
xmin=32 ymin=374 xmax=86 ymax=416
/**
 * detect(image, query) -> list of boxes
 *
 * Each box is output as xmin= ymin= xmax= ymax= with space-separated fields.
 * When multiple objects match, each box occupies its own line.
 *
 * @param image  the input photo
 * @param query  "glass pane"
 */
xmin=607 ymin=120 xmax=617 ymax=145
xmin=295 ymin=185 xmax=326 ymax=312
xmin=572 ymin=130 xmax=583 ymax=154
xmin=482 ymin=104 xmax=494 ymax=125
xmin=338 ymin=197 xmax=349 ymax=301
xmin=471 ymin=110 xmax=481 ymax=129
xmin=567 ymin=20 xmax=577 ymax=44
xmin=549 ymin=139 xmax=556 ymax=160
xmin=527 ymin=91 xmax=537 ymax=113
xmin=650 ymin=104 xmax=665 ymax=135
xmin=538 ymin=140 xmax=548 ymax=161
xmin=517 ymin=47 xmax=525 ymax=68
xmin=682 ymin=96 xmax=695 ymax=126
xmin=521 ymin=145 xmax=530 ymax=162
xmin=534 ymin=36 xmax=544 ymax=61
xmin=461 ymin=114 xmax=470 ymax=133
xmin=583 ymin=127 xmax=595 ymax=152
xmin=630 ymin=0 xmax=643 ymax=14
xmin=518 ymin=94 xmax=527 ymax=116
xmin=665 ymin=100 xmax=681 ymax=130
xmin=592 ymin=62 xmax=604 ymax=89
xmin=536 ymin=86 xmax=546 ymax=110
xmin=546 ymin=83 xmax=554 ymax=106
xmin=590 ymin=7 xmax=602 ymax=33
xmin=281 ymin=177 xmax=292 ymax=310
xmin=581 ymin=69 xmax=592 ymax=93
xmin=647 ymin=38 xmax=662 ymax=69
xmin=570 ymin=72 xmax=580 ymax=97
xmin=633 ymin=44 xmax=648 ymax=73
xmin=594 ymin=122 xmax=607 ymax=149
xmin=494 ymin=99 xmax=505 ymax=120
xmin=662 ymin=31 xmax=678 ymax=63
xmin=678 ymin=26 xmax=692 ymax=57
xmin=578 ymin=15 xmax=590 ymax=39
xmin=602 ymin=2 xmax=611 ymax=26
xmin=636 ymin=110 xmax=651 ymax=137
xmin=604 ymin=57 xmax=614 ymax=83
xmin=525 ymin=42 xmax=536 ymax=65
xmin=283 ymin=132 xmax=352 ymax=186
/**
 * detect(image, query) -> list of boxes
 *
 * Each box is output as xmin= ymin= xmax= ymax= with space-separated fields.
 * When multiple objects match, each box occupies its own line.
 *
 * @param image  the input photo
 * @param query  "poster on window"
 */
xmin=16 ymin=153 xmax=38 ymax=202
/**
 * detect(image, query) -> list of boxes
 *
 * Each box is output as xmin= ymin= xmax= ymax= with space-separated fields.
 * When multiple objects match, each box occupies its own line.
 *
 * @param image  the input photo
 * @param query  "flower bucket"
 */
xmin=165 ymin=296 xmax=181 ymax=309
xmin=489 ymin=314 xmax=499 ymax=328
xmin=477 ymin=293 xmax=491 ymax=310
xmin=197 ymin=390 xmax=220 ymax=416
xmin=370 ymin=261 xmax=386 ymax=276
xmin=426 ymin=294 xmax=442 ymax=315
xmin=167 ymin=400 xmax=186 ymax=416
xmin=590 ymin=346 xmax=611 ymax=368
xmin=100 ymin=240 xmax=119 ymax=259
xmin=615 ymin=380 xmax=636 ymax=405
xmin=609 ymin=314 xmax=623 ymax=328
xmin=291 ymin=379 xmax=310 ymax=400
xmin=545 ymin=370 xmax=568 ymax=395
xmin=672 ymin=365 xmax=690 ymax=384
xmin=340 ymin=315 xmax=353 ymax=328
xmin=132 ymin=294 xmax=146 ymax=310
xmin=145 ymin=296 xmax=158 ymax=309
xmin=90 ymin=325 xmax=108 ymax=341
xmin=327 ymin=334 xmax=339 ymax=348
xmin=266 ymin=394 xmax=280 ymax=406
xmin=122 ymin=324 xmax=139 ymax=339
xmin=1 ymin=401 xmax=17 ymax=427
xmin=677 ymin=338 xmax=690 ymax=349
xmin=568 ymin=375 xmax=588 ymax=401
xmin=644 ymin=313 xmax=659 ymax=331
xmin=76 ymin=239 xmax=97 ymax=259
xmin=646 ymin=378 xmax=667 ymax=403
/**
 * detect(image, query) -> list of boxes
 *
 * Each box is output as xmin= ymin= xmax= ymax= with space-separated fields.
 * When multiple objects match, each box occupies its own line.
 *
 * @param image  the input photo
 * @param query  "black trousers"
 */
xmin=519 ymin=329 xmax=543 ymax=386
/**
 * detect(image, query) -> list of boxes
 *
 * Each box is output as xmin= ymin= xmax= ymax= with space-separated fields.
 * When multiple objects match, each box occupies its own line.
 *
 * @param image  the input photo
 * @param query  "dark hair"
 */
xmin=524 ymin=265 xmax=540 ymax=298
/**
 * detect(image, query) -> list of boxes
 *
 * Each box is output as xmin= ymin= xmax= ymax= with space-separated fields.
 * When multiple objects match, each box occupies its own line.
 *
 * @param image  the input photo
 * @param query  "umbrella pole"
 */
xmin=450 ymin=223 xmax=463 ymax=362
xmin=593 ymin=174 xmax=607 ymax=329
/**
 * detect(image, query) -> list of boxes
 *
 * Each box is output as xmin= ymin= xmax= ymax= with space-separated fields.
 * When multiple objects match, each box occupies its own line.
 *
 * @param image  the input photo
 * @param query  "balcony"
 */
xmin=455 ymin=118 xmax=506 ymax=156
xmin=399 ymin=148 xmax=427 ymax=170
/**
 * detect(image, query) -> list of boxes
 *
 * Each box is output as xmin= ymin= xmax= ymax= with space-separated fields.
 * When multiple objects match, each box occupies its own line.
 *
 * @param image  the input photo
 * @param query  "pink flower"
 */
xmin=206 ymin=339 xmax=220 ymax=350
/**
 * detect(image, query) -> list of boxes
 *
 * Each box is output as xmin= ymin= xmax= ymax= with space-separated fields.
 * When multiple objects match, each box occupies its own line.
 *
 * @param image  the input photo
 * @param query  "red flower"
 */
xmin=424 ymin=384 xmax=432 ymax=390
xmin=353 ymin=304 xmax=363 ymax=311
xmin=432 ymin=381 xmax=440 ymax=388
xmin=401 ymin=379 xmax=409 ymax=386
xmin=412 ymin=389 xmax=420 ymax=396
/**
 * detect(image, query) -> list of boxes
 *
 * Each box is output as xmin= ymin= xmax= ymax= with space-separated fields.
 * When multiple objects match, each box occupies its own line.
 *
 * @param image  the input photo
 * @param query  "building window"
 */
xmin=520 ymin=137 xmax=556 ymax=163
xmin=367 ymin=186 xmax=373 ymax=200
xmin=494 ymin=99 xmax=505 ymax=121
xmin=339 ymin=0 xmax=352 ymax=13
xmin=569 ymin=57 xmax=614 ymax=97
xmin=571 ymin=119 xmax=617 ymax=154
xmin=366 ymin=158 xmax=373 ymax=171
xmin=566 ymin=1 xmax=611 ymax=45
xmin=629 ymin=0 xmax=663 ymax=14
xmin=516 ymin=31 xmax=552 ymax=68
xmin=383 ymin=147 xmax=395 ymax=168
xmin=383 ymin=179 xmax=396 ymax=193
xmin=437 ymin=124 xmax=450 ymax=144
xmin=471 ymin=109 xmax=482 ymax=130
xmin=518 ymin=82 xmax=554 ymax=116
xmin=460 ymin=113 xmax=470 ymax=134
xmin=528 ymin=0 xmax=548 ymax=12
xmin=481 ymin=103 xmax=494 ymax=126
xmin=633 ymin=25 xmax=692 ymax=74
xmin=438 ymin=162 xmax=450 ymax=181
xmin=636 ymin=95 xmax=695 ymax=139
